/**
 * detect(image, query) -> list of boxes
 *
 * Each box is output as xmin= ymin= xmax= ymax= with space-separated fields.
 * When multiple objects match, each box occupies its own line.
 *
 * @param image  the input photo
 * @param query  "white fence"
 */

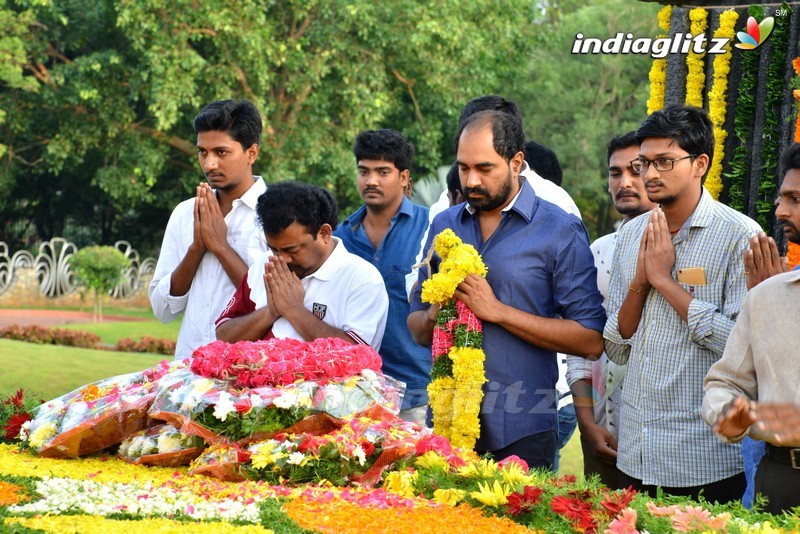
xmin=0 ymin=238 xmax=156 ymax=303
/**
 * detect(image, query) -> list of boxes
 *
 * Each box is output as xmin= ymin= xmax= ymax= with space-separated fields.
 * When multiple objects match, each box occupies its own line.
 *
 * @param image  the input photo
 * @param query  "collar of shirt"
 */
xmin=304 ymin=236 xmax=347 ymax=283
xmin=342 ymin=195 xmax=415 ymax=228
xmin=463 ymin=177 xmax=534 ymax=221
xmin=669 ymin=187 xmax=714 ymax=241
xmin=235 ymin=176 xmax=267 ymax=210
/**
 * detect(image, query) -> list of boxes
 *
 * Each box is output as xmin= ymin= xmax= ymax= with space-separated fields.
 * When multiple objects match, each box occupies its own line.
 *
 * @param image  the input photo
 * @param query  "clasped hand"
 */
xmin=193 ymin=183 xmax=229 ymax=254
xmin=632 ymin=206 xmax=676 ymax=292
xmin=264 ymin=255 xmax=305 ymax=318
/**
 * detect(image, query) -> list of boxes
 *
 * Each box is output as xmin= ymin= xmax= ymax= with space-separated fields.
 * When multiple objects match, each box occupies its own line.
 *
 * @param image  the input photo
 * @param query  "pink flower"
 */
xmin=604 ymin=508 xmax=638 ymax=534
xmin=498 ymin=455 xmax=529 ymax=473
xmin=671 ymin=506 xmax=729 ymax=532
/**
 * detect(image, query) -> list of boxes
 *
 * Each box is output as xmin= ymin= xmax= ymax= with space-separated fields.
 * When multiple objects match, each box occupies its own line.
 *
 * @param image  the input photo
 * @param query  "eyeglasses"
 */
xmin=630 ymin=154 xmax=697 ymax=173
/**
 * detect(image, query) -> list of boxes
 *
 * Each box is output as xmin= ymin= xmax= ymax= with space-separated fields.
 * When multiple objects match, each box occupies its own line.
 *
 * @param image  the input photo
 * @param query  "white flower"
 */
xmin=18 ymin=421 xmax=32 ymax=442
xmin=212 ymin=391 xmax=236 ymax=421
xmin=286 ymin=451 xmax=306 ymax=465
xmin=353 ymin=445 xmax=367 ymax=466
xmin=272 ymin=389 xmax=299 ymax=409
xmin=157 ymin=434 xmax=182 ymax=454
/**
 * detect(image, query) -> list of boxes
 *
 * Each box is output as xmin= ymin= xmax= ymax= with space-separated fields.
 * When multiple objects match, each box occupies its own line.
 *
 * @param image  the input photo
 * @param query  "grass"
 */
xmin=59 ymin=319 xmax=181 ymax=345
xmin=0 ymin=338 xmax=166 ymax=399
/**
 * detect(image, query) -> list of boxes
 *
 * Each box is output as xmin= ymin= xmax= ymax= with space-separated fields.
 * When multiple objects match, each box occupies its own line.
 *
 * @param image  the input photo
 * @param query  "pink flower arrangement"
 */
xmin=191 ymin=338 xmax=383 ymax=388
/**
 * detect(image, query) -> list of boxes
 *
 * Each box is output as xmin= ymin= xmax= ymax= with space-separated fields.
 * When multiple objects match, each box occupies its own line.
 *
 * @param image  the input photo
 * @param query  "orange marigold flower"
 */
xmin=0 ymin=480 xmax=29 ymax=506
xmin=793 ymin=57 xmax=800 ymax=75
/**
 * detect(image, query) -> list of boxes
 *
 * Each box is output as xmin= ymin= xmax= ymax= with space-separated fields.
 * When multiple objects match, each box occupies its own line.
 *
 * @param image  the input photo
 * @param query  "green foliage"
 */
xmin=70 ymin=246 xmax=129 ymax=294
xmin=509 ymin=0 xmax=659 ymax=240
xmin=0 ymin=0 xmax=532 ymax=254
xmin=194 ymin=405 xmax=311 ymax=440
xmin=430 ymin=354 xmax=453 ymax=381
xmin=257 ymin=498 xmax=315 ymax=534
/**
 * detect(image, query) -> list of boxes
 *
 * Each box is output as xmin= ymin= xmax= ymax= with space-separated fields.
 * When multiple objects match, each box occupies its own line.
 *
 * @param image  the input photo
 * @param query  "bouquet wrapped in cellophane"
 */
xmin=117 ymin=423 xmax=205 ymax=467
xmin=147 ymin=338 xmax=404 ymax=445
xmin=189 ymin=407 xmax=431 ymax=486
xmin=19 ymin=360 xmax=184 ymax=458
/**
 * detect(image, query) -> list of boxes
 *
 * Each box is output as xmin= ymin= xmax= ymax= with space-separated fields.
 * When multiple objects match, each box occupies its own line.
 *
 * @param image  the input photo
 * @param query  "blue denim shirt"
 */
xmin=410 ymin=180 xmax=606 ymax=450
xmin=335 ymin=197 xmax=432 ymax=409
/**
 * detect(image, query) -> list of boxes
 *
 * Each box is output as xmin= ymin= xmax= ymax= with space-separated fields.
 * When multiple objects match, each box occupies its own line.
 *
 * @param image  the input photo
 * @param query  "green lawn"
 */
xmin=0 ymin=339 xmax=166 ymax=399
xmin=60 ymin=318 xmax=181 ymax=345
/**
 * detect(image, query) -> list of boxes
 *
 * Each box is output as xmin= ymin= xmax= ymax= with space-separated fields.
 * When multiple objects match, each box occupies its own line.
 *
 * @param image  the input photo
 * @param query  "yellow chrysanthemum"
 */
xmin=434 ymin=488 xmax=467 ymax=506
xmin=414 ymin=451 xmax=450 ymax=471
xmin=457 ymin=457 xmax=498 ymax=479
xmin=684 ymin=8 xmax=708 ymax=108
xmin=383 ymin=470 xmax=418 ymax=499
xmin=470 ymin=480 xmax=510 ymax=507
xmin=422 ymin=229 xmax=487 ymax=305
xmin=28 ymin=422 xmax=57 ymax=449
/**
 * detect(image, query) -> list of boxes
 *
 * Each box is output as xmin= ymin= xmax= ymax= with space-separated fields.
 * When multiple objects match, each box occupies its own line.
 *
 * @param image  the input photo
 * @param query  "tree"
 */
xmin=70 ymin=245 xmax=129 ymax=322
xmin=509 ymin=0 xmax=660 ymax=240
xmin=0 ymin=0 xmax=533 ymax=255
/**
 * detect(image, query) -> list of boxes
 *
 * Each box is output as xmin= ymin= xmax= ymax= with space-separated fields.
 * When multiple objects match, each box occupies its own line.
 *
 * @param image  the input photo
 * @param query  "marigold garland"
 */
xmin=788 ymin=242 xmax=800 ymax=270
xmin=793 ymin=58 xmax=800 ymax=143
xmin=685 ymin=8 xmax=709 ymax=108
xmin=646 ymin=5 xmax=671 ymax=114
xmin=705 ymin=10 xmax=739 ymax=200
xmin=421 ymin=229 xmax=488 ymax=450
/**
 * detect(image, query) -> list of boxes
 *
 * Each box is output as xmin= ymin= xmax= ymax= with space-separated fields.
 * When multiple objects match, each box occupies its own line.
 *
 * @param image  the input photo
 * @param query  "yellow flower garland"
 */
xmin=422 ymin=229 xmax=488 ymax=450
xmin=705 ymin=10 xmax=739 ymax=200
xmin=685 ymin=8 xmax=708 ymax=108
xmin=646 ymin=5 xmax=672 ymax=114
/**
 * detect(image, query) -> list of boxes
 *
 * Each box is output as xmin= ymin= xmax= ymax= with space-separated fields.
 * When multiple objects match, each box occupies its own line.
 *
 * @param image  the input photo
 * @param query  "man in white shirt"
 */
xmin=149 ymin=100 xmax=268 ymax=358
xmin=215 ymin=181 xmax=388 ymax=349
xmin=566 ymin=132 xmax=655 ymax=487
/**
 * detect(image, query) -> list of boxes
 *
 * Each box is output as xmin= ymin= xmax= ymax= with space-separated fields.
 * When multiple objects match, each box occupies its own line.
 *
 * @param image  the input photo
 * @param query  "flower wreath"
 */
xmin=420 ymin=229 xmax=487 ymax=449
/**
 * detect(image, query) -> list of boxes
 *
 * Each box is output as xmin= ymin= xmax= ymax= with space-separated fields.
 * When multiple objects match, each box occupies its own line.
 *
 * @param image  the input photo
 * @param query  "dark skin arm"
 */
xmin=571 ymin=379 xmax=617 ymax=464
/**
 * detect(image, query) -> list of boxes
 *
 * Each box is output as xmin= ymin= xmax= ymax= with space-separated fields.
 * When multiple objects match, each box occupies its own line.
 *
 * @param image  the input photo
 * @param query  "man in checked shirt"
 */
xmin=603 ymin=105 xmax=760 ymax=503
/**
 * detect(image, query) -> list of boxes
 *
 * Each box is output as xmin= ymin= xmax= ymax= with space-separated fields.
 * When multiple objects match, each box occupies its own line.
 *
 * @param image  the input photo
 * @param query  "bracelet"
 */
xmin=628 ymin=284 xmax=647 ymax=295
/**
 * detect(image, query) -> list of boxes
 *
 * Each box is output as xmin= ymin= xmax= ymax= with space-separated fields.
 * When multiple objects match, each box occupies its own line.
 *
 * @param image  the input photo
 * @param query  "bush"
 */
xmin=114 ymin=336 xmax=176 ymax=356
xmin=0 ymin=325 xmax=101 ymax=349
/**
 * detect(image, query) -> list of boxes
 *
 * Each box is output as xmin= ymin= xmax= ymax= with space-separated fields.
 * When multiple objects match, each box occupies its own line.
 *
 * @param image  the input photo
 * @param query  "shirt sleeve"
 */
xmin=603 ymin=227 xmax=635 ymax=365
xmin=552 ymin=218 xmax=606 ymax=333
xmin=565 ymin=354 xmax=592 ymax=385
xmin=214 ymin=273 xmax=255 ymax=327
xmin=702 ymin=291 xmax=758 ymax=427
xmin=686 ymin=231 xmax=754 ymax=356
xmin=341 ymin=276 xmax=389 ymax=350
xmin=149 ymin=205 xmax=190 ymax=323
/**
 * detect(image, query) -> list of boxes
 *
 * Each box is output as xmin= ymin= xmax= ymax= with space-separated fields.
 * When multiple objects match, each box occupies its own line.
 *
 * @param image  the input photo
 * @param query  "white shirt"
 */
xmin=404 ymin=162 xmax=582 ymax=298
xmin=149 ymin=176 xmax=268 ymax=358
xmin=241 ymin=238 xmax=389 ymax=349
xmin=566 ymin=231 xmax=626 ymax=436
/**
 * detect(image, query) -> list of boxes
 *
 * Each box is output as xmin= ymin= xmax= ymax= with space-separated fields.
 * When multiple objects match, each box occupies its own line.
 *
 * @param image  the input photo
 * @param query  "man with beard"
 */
xmin=150 ymin=100 xmax=269 ymax=358
xmin=604 ymin=105 xmax=761 ymax=503
xmin=566 ymin=132 xmax=656 ymax=488
xmin=408 ymin=109 xmax=606 ymax=469
xmin=703 ymin=142 xmax=800 ymax=514
xmin=335 ymin=130 xmax=431 ymax=424
xmin=215 ymin=181 xmax=388 ymax=349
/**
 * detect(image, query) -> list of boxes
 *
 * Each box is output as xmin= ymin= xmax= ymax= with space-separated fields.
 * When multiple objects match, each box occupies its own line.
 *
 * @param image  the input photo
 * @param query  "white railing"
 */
xmin=0 ymin=238 xmax=157 ymax=299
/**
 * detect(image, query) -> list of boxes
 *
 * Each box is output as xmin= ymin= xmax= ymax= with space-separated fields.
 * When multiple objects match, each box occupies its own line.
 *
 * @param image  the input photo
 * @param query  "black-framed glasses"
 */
xmin=630 ymin=154 xmax=697 ymax=173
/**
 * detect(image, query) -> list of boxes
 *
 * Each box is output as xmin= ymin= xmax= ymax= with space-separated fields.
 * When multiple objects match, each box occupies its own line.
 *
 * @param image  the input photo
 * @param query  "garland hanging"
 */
xmin=421 ymin=229 xmax=487 ymax=450
xmin=788 ymin=242 xmax=800 ymax=270
xmin=646 ymin=5 xmax=672 ymax=114
xmin=684 ymin=8 xmax=708 ymax=108
xmin=794 ymin=57 xmax=800 ymax=143
xmin=756 ymin=2 xmax=791 ymax=230
xmin=705 ymin=10 xmax=739 ymax=200
xmin=726 ymin=5 xmax=764 ymax=214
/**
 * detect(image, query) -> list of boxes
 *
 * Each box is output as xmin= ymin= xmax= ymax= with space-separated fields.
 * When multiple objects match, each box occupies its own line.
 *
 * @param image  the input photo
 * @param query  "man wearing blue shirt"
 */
xmin=408 ymin=110 xmax=606 ymax=468
xmin=335 ymin=129 xmax=432 ymax=424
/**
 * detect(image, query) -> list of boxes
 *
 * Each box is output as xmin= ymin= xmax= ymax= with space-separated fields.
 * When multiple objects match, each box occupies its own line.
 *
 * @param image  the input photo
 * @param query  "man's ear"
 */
xmin=511 ymin=151 xmax=525 ymax=175
xmin=246 ymin=143 xmax=260 ymax=165
xmin=318 ymin=223 xmax=333 ymax=242
xmin=694 ymin=153 xmax=709 ymax=180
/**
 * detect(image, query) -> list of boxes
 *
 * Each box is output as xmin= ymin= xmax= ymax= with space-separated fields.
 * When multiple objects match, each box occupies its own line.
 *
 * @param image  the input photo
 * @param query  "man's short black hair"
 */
xmin=524 ymin=141 xmax=563 ymax=185
xmin=456 ymin=109 xmax=525 ymax=163
xmin=257 ymin=181 xmax=338 ymax=237
xmin=445 ymin=162 xmax=462 ymax=200
xmin=780 ymin=143 xmax=800 ymax=179
xmin=354 ymin=129 xmax=414 ymax=172
xmin=455 ymin=95 xmax=523 ymax=147
xmin=194 ymin=100 xmax=262 ymax=150
xmin=607 ymin=131 xmax=639 ymax=164
xmin=635 ymin=105 xmax=714 ymax=180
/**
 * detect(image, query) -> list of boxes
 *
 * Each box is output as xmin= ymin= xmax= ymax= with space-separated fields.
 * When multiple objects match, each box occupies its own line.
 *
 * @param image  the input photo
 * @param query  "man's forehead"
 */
xmin=357 ymin=159 xmax=397 ymax=169
xmin=196 ymin=130 xmax=239 ymax=148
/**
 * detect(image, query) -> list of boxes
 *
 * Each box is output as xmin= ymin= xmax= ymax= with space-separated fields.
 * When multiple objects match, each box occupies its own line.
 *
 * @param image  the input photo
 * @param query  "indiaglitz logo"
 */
xmin=734 ymin=16 xmax=774 ymax=50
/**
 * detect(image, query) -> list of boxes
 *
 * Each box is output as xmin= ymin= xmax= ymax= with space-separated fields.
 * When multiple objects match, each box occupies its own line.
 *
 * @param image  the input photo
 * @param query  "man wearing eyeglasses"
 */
xmin=603 ymin=105 xmax=760 ymax=503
